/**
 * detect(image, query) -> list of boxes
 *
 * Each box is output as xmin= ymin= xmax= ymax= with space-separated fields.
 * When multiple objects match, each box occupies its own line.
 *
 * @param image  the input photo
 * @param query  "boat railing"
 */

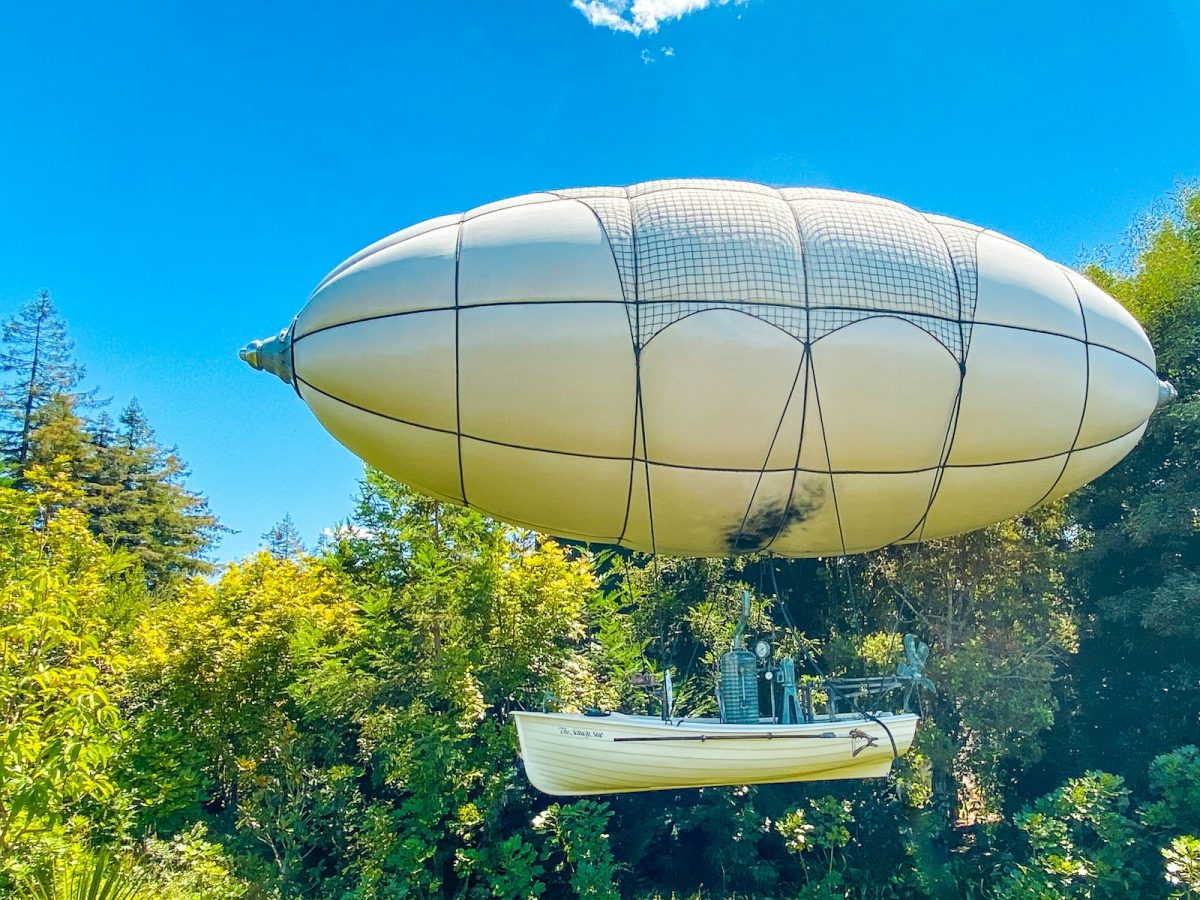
xmin=818 ymin=635 xmax=935 ymax=719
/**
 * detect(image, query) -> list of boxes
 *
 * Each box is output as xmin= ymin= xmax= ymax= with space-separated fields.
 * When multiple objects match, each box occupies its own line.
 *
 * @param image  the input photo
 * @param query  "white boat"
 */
xmin=511 ymin=709 xmax=919 ymax=796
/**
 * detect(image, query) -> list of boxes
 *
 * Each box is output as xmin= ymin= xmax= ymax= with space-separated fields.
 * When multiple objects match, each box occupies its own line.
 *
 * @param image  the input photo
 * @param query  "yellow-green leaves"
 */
xmin=0 ymin=470 xmax=125 ymax=870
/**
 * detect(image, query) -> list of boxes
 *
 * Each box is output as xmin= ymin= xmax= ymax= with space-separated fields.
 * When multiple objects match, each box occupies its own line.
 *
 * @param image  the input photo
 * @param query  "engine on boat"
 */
xmin=716 ymin=590 xmax=807 ymax=726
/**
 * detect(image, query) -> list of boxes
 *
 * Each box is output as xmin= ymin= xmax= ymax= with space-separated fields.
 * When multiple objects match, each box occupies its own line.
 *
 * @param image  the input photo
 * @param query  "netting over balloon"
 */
xmin=556 ymin=180 xmax=980 ymax=361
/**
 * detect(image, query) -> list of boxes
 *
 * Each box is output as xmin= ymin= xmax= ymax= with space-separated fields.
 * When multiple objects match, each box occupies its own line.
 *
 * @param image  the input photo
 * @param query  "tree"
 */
xmin=1057 ymin=186 xmax=1200 ymax=780
xmin=999 ymin=771 xmax=1149 ymax=898
xmin=841 ymin=507 xmax=1076 ymax=825
xmin=0 ymin=468 xmax=127 ymax=881
xmin=119 ymin=553 xmax=358 ymax=833
xmin=22 ymin=392 xmax=97 ymax=481
xmin=262 ymin=514 xmax=305 ymax=560
xmin=0 ymin=291 xmax=88 ymax=465
xmin=299 ymin=474 xmax=618 ymax=897
xmin=83 ymin=400 xmax=220 ymax=584
xmin=533 ymin=801 xmax=619 ymax=900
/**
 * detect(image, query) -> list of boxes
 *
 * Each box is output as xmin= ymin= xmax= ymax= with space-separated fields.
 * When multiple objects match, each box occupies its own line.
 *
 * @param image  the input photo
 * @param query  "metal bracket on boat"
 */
xmin=629 ymin=670 xmax=660 ymax=689
xmin=629 ymin=668 xmax=675 ymax=722
xmin=848 ymin=728 xmax=879 ymax=757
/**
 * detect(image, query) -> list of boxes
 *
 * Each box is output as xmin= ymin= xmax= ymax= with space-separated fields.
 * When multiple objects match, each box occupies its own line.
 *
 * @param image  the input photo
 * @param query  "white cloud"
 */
xmin=640 ymin=48 xmax=655 ymax=63
xmin=572 ymin=0 xmax=747 ymax=36
xmin=320 ymin=523 xmax=372 ymax=542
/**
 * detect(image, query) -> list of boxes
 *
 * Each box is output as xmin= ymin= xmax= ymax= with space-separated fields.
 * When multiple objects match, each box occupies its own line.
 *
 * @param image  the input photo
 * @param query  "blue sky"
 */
xmin=2 ymin=0 xmax=1198 ymax=561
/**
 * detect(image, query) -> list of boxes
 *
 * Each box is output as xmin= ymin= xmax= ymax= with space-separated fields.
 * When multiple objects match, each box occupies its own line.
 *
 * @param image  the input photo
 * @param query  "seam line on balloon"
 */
xmin=904 ymin=338 xmax=965 ymax=546
xmin=310 ymin=221 xmax=463 ymax=295
xmin=930 ymin=217 xmax=969 ymax=364
xmin=291 ymin=305 xmax=1153 ymax=376
xmin=287 ymin=315 xmax=302 ymax=400
xmin=638 ymin=309 xmax=966 ymax=367
xmin=806 ymin=359 xmax=846 ymax=555
xmin=962 ymin=228 xmax=982 ymax=357
xmin=293 ymin=376 xmax=1145 ymax=473
xmin=765 ymin=203 xmax=815 ymax=553
xmin=732 ymin=353 xmax=808 ymax=552
xmin=551 ymin=194 xmax=640 ymax=542
xmin=765 ymin=352 xmax=813 ymax=552
xmin=904 ymin=222 xmax=975 ymax=544
xmin=920 ymin=212 xmax=985 ymax=234
xmin=292 ymin=300 xmax=630 ymax=342
xmin=617 ymin=192 xmax=637 ymax=547
xmin=454 ymin=216 xmax=467 ymax=504
xmin=553 ymin=195 xmax=637 ymax=345
xmin=1035 ymin=270 xmax=1091 ymax=507
xmin=913 ymin=372 xmax=964 ymax=540
xmin=631 ymin=191 xmax=657 ymax=555
xmin=462 ymin=195 xmax=566 ymax=222
xmin=294 ymin=302 xmax=1056 ymax=335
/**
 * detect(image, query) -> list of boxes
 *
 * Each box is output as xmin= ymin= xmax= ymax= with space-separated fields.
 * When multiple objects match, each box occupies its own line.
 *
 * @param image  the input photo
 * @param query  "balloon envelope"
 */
xmin=250 ymin=180 xmax=1166 ymax=557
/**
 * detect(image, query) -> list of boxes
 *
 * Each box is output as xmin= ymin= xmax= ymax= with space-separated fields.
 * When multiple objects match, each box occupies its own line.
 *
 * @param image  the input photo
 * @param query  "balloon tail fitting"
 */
xmin=240 ymin=328 xmax=294 ymax=385
xmin=1156 ymin=379 xmax=1177 ymax=411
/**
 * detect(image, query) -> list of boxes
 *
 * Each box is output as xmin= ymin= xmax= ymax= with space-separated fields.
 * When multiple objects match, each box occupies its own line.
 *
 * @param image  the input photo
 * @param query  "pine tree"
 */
xmin=92 ymin=412 xmax=116 ymax=450
xmin=118 ymin=398 xmax=153 ymax=450
xmin=83 ymin=399 xmax=222 ymax=585
xmin=0 ymin=290 xmax=87 ymax=464
xmin=262 ymin=513 xmax=306 ymax=560
xmin=24 ymin=392 xmax=97 ymax=481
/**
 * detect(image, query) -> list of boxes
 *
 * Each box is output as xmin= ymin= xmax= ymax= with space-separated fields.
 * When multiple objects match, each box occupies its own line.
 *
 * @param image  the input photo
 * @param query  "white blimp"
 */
xmin=243 ymin=179 xmax=1174 ymax=558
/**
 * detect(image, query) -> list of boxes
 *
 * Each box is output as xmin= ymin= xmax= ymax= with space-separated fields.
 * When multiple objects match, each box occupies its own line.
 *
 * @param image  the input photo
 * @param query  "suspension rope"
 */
xmin=767 ymin=555 xmax=797 ymax=633
xmin=769 ymin=553 xmax=899 ymax=760
xmin=677 ymin=562 xmax=720 ymax=691
xmin=841 ymin=557 xmax=866 ymax=675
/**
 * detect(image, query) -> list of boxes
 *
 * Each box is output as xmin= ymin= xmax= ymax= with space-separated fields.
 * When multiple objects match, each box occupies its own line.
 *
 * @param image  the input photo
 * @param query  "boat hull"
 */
xmin=510 ymin=710 xmax=919 ymax=796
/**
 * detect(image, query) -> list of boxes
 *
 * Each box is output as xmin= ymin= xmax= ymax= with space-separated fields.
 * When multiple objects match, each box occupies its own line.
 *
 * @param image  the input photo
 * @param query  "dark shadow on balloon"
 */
xmin=726 ymin=484 xmax=824 ymax=553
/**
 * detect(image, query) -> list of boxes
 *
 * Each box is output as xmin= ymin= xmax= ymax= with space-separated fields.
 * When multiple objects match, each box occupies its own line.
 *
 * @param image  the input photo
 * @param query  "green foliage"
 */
xmin=1064 ymin=186 xmax=1200 ymax=779
xmin=132 ymin=823 xmax=249 ymax=900
xmin=1 ymin=296 xmax=219 ymax=584
xmin=1143 ymin=746 xmax=1200 ymax=835
xmin=778 ymin=796 xmax=853 ymax=884
xmin=75 ymin=399 xmax=220 ymax=585
xmin=1164 ymin=835 xmax=1200 ymax=899
xmin=476 ymin=833 xmax=545 ymax=899
xmin=1000 ymin=771 xmax=1148 ymax=898
xmin=534 ymin=801 xmax=619 ymax=899
xmin=0 ymin=469 xmax=126 ymax=875
xmin=22 ymin=850 xmax=147 ymax=900
xmin=854 ymin=508 xmax=1075 ymax=820
xmin=18 ymin=824 xmax=250 ymax=900
xmin=777 ymin=805 xmax=816 ymax=855
xmin=235 ymin=722 xmax=358 ymax=890
xmin=119 ymin=551 xmax=357 ymax=832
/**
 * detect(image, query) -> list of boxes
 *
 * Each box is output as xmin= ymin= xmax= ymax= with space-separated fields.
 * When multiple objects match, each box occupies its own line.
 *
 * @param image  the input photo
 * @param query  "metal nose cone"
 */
xmin=1156 ymin=379 xmax=1178 ymax=411
xmin=240 ymin=328 xmax=294 ymax=385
